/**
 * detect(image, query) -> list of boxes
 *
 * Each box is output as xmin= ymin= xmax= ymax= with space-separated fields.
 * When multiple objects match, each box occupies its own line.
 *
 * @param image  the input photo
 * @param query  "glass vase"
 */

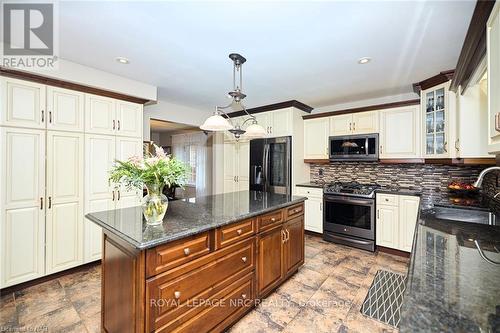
xmin=142 ymin=184 xmax=168 ymax=225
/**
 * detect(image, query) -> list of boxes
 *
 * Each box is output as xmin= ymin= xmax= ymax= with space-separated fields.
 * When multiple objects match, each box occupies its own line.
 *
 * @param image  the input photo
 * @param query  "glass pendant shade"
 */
xmin=244 ymin=123 xmax=267 ymax=138
xmin=200 ymin=114 xmax=233 ymax=131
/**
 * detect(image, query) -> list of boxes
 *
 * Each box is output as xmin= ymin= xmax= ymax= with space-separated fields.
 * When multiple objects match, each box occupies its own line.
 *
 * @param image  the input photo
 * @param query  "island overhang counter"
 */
xmin=85 ymin=190 xmax=307 ymax=333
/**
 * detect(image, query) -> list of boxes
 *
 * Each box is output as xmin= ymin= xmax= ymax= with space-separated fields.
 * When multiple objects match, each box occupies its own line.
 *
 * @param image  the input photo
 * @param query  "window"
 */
xmin=187 ymin=144 xmax=197 ymax=185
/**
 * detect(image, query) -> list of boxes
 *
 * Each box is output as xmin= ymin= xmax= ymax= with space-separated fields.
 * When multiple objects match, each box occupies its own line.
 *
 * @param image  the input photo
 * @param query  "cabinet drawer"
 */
xmin=147 ymin=239 xmax=255 ymax=330
xmin=146 ymin=232 xmax=214 ymax=277
xmin=285 ymin=203 xmax=304 ymax=220
xmin=295 ymin=186 xmax=323 ymax=197
xmin=377 ymin=194 xmax=398 ymax=206
xmin=216 ymin=218 xmax=256 ymax=249
xmin=258 ymin=209 xmax=284 ymax=231
xmin=159 ymin=273 xmax=254 ymax=333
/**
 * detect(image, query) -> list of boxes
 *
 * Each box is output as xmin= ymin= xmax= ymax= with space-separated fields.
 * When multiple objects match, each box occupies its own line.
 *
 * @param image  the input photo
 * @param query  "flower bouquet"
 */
xmin=109 ymin=144 xmax=190 ymax=225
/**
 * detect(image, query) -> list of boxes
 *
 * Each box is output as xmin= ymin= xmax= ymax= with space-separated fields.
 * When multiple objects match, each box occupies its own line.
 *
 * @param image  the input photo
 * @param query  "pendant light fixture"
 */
xmin=200 ymin=53 xmax=266 ymax=140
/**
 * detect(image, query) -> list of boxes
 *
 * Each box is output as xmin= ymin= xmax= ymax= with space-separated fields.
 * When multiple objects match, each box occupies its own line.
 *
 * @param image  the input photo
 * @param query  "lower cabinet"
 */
xmin=295 ymin=186 xmax=323 ymax=233
xmin=223 ymin=140 xmax=249 ymax=193
xmin=376 ymin=194 xmax=420 ymax=252
xmin=283 ymin=217 xmax=305 ymax=276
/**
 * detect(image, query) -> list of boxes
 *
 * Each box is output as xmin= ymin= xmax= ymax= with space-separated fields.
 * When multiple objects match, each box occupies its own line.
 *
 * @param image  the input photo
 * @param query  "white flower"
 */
xmin=154 ymin=144 xmax=166 ymax=158
xmin=128 ymin=155 xmax=143 ymax=167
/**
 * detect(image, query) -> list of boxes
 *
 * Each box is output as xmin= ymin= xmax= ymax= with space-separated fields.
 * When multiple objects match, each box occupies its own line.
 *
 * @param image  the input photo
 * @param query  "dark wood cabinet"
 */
xmin=256 ymin=226 xmax=284 ymax=297
xmin=284 ymin=216 xmax=305 ymax=277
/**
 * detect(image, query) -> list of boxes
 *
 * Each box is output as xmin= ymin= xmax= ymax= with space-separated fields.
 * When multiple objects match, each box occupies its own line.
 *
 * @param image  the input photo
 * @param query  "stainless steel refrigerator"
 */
xmin=249 ymin=136 xmax=291 ymax=195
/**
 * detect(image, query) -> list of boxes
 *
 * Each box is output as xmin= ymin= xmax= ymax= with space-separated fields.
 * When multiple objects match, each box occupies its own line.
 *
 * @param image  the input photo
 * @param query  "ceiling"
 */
xmin=58 ymin=1 xmax=475 ymax=110
xmin=150 ymin=119 xmax=198 ymax=133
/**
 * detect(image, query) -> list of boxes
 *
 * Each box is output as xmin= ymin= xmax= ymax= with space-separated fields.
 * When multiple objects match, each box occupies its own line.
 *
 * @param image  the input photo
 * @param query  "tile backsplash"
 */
xmin=310 ymin=162 xmax=499 ymax=207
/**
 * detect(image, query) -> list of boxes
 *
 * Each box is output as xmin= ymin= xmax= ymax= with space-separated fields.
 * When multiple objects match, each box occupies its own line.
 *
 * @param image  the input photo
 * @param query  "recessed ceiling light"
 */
xmin=115 ymin=57 xmax=130 ymax=64
xmin=358 ymin=57 xmax=371 ymax=64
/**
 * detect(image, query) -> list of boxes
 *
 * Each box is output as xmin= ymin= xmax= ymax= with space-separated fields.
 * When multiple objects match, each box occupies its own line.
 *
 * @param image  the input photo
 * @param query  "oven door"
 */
xmin=323 ymin=195 xmax=375 ymax=240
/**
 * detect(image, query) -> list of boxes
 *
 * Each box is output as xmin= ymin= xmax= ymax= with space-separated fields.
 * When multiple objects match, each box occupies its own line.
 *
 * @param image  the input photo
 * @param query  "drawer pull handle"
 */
xmin=241 ymin=256 xmax=247 ymax=263
xmin=183 ymin=248 xmax=190 ymax=256
xmin=174 ymin=291 xmax=181 ymax=299
xmin=385 ymin=198 xmax=389 ymax=202
xmin=241 ymin=294 xmax=247 ymax=299
xmin=237 ymin=229 xmax=243 ymax=235
xmin=271 ymin=217 xmax=276 ymax=222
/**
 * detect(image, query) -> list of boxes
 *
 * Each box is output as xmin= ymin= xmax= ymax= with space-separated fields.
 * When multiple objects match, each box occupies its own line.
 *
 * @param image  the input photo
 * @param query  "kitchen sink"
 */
xmin=431 ymin=206 xmax=496 ymax=225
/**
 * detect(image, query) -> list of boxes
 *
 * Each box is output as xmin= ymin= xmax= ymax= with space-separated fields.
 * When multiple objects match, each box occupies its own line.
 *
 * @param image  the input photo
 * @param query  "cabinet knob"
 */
xmin=241 ymin=294 xmax=247 ymax=299
xmin=174 ymin=291 xmax=181 ymax=299
xmin=271 ymin=217 xmax=276 ymax=222
xmin=241 ymin=256 xmax=247 ymax=263
xmin=183 ymin=248 xmax=190 ymax=256
xmin=237 ymin=229 xmax=243 ymax=235
xmin=385 ymin=198 xmax=389 ymax=202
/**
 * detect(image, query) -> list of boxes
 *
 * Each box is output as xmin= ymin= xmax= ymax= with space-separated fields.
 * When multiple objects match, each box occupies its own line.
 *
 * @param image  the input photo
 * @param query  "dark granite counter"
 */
xmin=295 ymin=182 xmax=325 ymax=188
xmin=399 ymin=207 xmax=500 ymax=333
xmin=375 ymin=187 xmax=421 ymax=197
xmin=86 ymin=190 xmax=306 ymax=250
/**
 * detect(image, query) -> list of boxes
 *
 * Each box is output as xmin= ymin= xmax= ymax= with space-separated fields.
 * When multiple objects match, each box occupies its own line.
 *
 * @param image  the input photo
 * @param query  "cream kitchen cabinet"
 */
xmin=379 ymin=105 xmax=421 ymax=159
xmin=0 ymin=77 xmax=46 ymax=129
xmin=295 ymin=186 xmax=323 ymax=233
xmin=0 ymin=127 xmax=46 ymax=287
xmin=223 ymin=140 xmax=249 ymax=193
xmin=47 ymin=87 xmax=85 ymax=132
xmin=45 ymin=131 xmax=84 ymax=274
xmin=304 ymin=118 xmax=329 ymax=159
xmin=330 ymin=111 xmax=379 ymax=136
xmin=488 ymin=2 xmax=500 ymax=153
xmin=253 ymin=109 xmax=293 ymax=137
xmin=85 ymin=94 xmax=142 ymax=138
xmin=376 ymin=193 xmax=420 ymax=252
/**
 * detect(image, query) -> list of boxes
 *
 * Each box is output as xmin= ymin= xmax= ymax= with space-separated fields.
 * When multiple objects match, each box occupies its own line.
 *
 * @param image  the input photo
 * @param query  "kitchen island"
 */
xmin=86 ymin=191 xmax=306 ymax=333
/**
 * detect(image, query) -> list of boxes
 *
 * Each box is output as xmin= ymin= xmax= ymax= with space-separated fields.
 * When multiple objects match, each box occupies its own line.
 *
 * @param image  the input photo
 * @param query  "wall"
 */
xmin=310 ymin=162 xmax=498 ymax=207
xmin=11 ymin=57 xmax=157 ymax=101
xmin=143 ymin=100 xmax=212 ymax=141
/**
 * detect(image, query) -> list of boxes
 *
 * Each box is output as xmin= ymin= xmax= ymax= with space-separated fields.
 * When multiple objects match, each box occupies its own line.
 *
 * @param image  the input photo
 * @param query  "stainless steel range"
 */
xmin=323 ymin=181 xmax=380 ymax=251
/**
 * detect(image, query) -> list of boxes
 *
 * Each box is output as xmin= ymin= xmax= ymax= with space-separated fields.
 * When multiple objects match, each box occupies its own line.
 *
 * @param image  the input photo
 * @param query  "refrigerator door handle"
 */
xmin=263 ymin=144 xmax=269 ymax=192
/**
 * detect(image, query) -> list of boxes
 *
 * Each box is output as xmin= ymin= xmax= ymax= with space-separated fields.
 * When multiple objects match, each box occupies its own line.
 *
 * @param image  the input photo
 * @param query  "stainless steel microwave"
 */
xmin=329 ymin=133 xmax=379 ymax=161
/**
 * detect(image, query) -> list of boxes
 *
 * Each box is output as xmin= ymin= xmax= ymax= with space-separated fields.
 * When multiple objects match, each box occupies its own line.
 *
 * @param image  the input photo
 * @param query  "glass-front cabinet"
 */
xmin=422 ymin=82 xmax=452 ymax=158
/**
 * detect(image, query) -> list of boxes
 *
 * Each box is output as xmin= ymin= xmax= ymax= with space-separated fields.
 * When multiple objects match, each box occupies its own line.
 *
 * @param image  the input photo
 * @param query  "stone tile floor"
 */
xmin=0 ymin=234 xmax=408 ymax=332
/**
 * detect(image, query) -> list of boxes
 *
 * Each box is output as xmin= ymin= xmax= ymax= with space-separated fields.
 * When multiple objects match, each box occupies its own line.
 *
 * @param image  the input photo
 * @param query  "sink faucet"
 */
xmin=473 ymin=166 xmax=500 ymax=188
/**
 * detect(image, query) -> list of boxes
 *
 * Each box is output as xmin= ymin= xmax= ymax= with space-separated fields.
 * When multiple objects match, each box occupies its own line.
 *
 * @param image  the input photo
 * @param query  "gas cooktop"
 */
xmin=323 ymin=181 xmax=380 ymax=198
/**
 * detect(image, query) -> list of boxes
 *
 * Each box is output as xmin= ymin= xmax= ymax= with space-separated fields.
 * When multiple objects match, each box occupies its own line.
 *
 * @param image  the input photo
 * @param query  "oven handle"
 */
xmin=327 ymin=233 xmax=374 ymax=245
xmin=324 ymin=195 xmax=374 ymax=206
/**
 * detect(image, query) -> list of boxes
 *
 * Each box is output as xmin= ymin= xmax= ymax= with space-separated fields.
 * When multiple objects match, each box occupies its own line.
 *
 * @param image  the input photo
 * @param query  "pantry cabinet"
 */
xmin=295 ymin=186 xmax=323 ymax=233
xmin=47 ymin=86 xmax=85 ymax=132
xmin=0 ymin=127 xmax=46 ymax=287
xmin=376 ymin=194 xmax=420 ymax=252
xmin=330 ymin=111 xmax=378 ymax=136
xmin=379 ymin=105 xmax=421 ymax=159
xmin=304 ymin=118 xmax=329 ymax=159
xmin=488 ymin=2 xmax=500 ymax=153
xmin=0 ymin=77 xmax=46 ymax=129
xmin=223 ymin=140 xmax=249 ymax=193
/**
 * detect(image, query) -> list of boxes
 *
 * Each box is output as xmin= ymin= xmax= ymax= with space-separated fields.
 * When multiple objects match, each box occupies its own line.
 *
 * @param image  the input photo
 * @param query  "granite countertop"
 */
xmin=85 ymin=191 xmax=306 ymax=250
xmin=399 ymin=207 xmax=500 ymax=333
xmin=296 ymin=182 xmax=325 ymax=188
xmin=375 ymin=187 xmax=421 ymax=197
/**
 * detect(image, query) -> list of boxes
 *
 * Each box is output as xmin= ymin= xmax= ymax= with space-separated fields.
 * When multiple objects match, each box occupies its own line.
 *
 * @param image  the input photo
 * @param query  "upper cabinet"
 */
xmin=47 ymin=86 xmax=84 ymax=132
xmin=116 ymin=101 xmax=143 ymax=138
xmin=1 ymin=77 xmax=46 ymax=129
xmin=330 ymin=111 xmax=378 ymax=136
xmin=421 ymin=81 xmax=456 ymax=158
xmin=379 ymin=106 xmax=420 ymax=159
xmin=488 ymin=2 xmax=500 ymax=153
xmin=304 ymin=117 xmax=329 ymax=159
xmin=253 ymin=109 xmax=293 ymax=138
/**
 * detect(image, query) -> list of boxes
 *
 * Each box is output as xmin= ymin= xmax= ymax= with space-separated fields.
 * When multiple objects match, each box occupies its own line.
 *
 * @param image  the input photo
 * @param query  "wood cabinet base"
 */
xmin=100 ymin=204 xmax=304 ymax=333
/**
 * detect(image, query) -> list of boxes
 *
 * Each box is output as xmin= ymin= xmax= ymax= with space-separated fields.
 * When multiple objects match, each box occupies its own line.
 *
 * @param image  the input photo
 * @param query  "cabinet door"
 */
xmin=257 ymin=226 xmax=284 ymax=297
xmin=422 ymin=83 xmax=450 ymax=158
xmin=329 ymin=114 xmax=352 ymax=135
xmin=380 ymin=106 xmax=420 ymax=158
xmin=284 ymin=217 xmax=304 ymax=277
xmin=116 ymin=101 xmax=143 ymax=138
xmin=488 ymin=4 xmax=500 ymax=152
xmin=47 ymin=86 xmax=84 ymax=132
xmin=1 ymin=77 xmax=46 ymax=129
xmin=352 ymin=111 xmax=378 ymax=134
xmin=304 ymin=118 xmax=329 ymax=159
xmin=84 ymin=134 xmax=116 ymax=262
xmin=270 ymin=109 xmax=292 ymax=137
xmin=0 ymin=128 xmax=46 ymax=287
xmin=223 ymin=142 xmax=236 ymax=193
xmin=45 ymin=131 xmax=84 ymax=274
xmin=116 ymin=137 xmax=143 ymax=197
xmin=254 ymin=112 xmax=272 ymax=137
xmin=376 ymin=205 xmax=398 ymax=249
xmin=85 ymin=94 xmax=116 ymax=135
xmin=304 ymin=197 xmax=323 ymax=233
xmin=398 ymin=196 xmax=420 ymax=252
xmin=237 ymin=141 xmax=250 ymax=182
